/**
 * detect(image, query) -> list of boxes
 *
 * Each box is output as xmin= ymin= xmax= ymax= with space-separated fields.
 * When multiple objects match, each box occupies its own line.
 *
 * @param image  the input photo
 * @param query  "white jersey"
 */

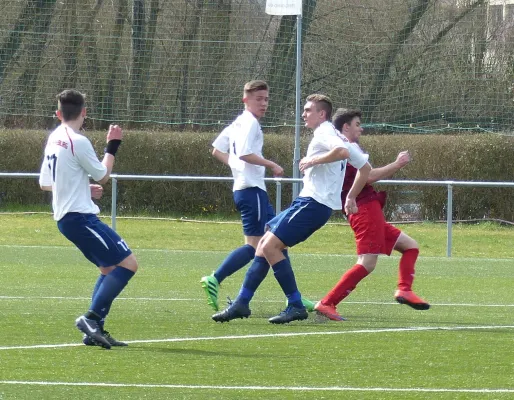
xmin=39 ymin=125 xmax=107 ymax=221
xmin=212 ymin=110 xmax=266 ymax=192
xmin=212 ymin=126 xmax=230 ymax=153
xmin=340 ymin=136 xmax=372 ymax=169
xmin=299 ymin=121 xmax=369 ymax=210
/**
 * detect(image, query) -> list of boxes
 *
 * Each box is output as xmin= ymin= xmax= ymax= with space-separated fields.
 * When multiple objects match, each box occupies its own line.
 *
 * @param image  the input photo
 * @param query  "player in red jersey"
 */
xmin=314 ymin=108 xmax=430 ymax=321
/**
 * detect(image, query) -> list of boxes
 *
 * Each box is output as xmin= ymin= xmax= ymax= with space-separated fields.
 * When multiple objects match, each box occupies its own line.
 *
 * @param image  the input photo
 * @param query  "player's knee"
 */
xmin=359 ymin=255 xmax=378 ymax=272
xmin=403 ymin=238 xmax=418 ymax=251
xmin=119 ymin=254 xmax=138 ymax=273
xmin=362 ymin=262 xmax=376 ymax=273
xmin=396 ymin=233 xmax=418 ymax=252
xmin=254 ymin=236 xmax=266 ymax=254
xmin=99 ymin=265 xmax=115 ymax=275
xmin=260 ymin=241 xmax=272 ymax=258
xmin=245 ymin=235 xmax=261 ymax=249
xmin=260 ymin=239 xmax=281 ymax=259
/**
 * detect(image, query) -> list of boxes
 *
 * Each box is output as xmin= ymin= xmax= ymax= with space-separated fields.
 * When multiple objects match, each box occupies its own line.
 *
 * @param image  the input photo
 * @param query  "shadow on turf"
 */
xmin=126 ymin=346 xmax=276 ymax=358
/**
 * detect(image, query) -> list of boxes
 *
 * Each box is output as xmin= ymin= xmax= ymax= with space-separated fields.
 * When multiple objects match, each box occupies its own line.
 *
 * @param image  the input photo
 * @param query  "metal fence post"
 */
xmin=276 ymin=180 xmax=282 ymax=213
xmin=111 ymin=177 xmax=117 ymax=231
xmin=446 ymin=183 xmax=453 ymax=257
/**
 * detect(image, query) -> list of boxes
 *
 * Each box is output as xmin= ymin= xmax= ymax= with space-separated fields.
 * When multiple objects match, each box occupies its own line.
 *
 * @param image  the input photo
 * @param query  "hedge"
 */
xmin=0 ymin=129 xmax=512 ymax=221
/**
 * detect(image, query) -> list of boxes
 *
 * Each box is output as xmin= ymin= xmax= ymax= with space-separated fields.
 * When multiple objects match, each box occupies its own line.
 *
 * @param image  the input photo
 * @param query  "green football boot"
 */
xmin=200 ymin=274 xmax=220 ymax=311
xmin=284 ymin=297 xmax=315 ymax=312
xmin=301 ymin=297 xmax=315 ymax=312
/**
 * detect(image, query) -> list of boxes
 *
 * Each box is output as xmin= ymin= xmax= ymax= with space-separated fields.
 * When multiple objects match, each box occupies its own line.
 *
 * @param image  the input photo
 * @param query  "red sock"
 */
xmin=398 ymin=248 xmax=419 ymax=291
xmin=322 ymin=264 xmax=369 ymax=306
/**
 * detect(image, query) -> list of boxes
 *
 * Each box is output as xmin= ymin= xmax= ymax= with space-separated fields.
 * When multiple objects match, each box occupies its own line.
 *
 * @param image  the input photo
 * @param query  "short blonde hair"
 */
xmin=244 ymin=80 xmax=269 ymax=96
xmin=306 ymin=94 xmax=333 ymax=121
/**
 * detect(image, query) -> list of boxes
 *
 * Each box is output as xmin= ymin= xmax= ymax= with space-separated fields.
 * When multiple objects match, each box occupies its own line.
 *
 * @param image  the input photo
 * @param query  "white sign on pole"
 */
xmin=265 ymin=0 xmax=302 ymax=16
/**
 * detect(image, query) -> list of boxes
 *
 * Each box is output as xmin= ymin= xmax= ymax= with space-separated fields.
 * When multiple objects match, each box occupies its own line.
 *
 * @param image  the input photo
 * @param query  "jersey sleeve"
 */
xmin=347 ymin=143 xmax=369 ymax=169
xmin=212 ymin=127 xmax=230 ymax=153
xmin=39 ymin=154 xmax=52 ymax=187
xmin=235 ymin=118 xmax=259 ymax=157
xmin=75 ymin=138 xmax=108 ymax=182
xmin=323 ymin=133 xmax=349 ymax=151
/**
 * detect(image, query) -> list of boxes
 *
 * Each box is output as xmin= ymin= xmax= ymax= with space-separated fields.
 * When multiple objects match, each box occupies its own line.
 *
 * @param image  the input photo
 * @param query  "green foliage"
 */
xmin=360 ymin=134 xmax=514 ymax=220
xmin=0 ymin=129 xmax=513 ymax=220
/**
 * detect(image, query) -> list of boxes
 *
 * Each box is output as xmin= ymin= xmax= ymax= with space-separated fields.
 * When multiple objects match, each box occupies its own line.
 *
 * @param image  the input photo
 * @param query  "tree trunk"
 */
xmin=140 ymin=0 xmax=160 ymax=115
xmin=99 ymin=0 xmax=128 ymax=126
xmin=60 ymin=0 xmax=80 ymax=90
xmin=128 ymin=0 xmax=145 ymax=124
xmin=361 ymin=0 xmax=431 ymax=119
xmin=193 ymin=0 xmax=231 ymax=125
xmin=9 ymin=0 xmax=57 ymax=127
xmin=176 ymin=0 xmax=203 ymax=130
xmin=82 ymin=0 xmax=105 ymax=130
xmin=0 ymin=0 xmax=40 ymax=83
xmin=128 ymin=0 xmax=160 ymax=126
xmin=266 ymin=0 xmax=316 ymax=125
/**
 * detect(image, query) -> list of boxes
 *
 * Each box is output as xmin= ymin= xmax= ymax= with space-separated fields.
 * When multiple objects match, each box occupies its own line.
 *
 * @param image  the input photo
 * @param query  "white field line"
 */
xmin=0 ymin=244 xmax=512 ymax=262
xmin=0 ymin=295 xmax=512 ymax=307
xmin=0 ymin=325 xmax=513 ymax=351
xmin=0 ymin=380 xmax=512 ymax=393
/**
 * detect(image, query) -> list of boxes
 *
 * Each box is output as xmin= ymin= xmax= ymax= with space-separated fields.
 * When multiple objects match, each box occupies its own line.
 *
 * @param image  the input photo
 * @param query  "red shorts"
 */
xmin=348 ymin=200 xmax=401 ymax=256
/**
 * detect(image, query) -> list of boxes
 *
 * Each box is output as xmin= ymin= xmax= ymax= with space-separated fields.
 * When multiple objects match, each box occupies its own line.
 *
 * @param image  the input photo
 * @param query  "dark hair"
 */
xmin=306 ymin=94 xmax=333 ymax=121
xmin=332 ymin=108 xmax=362 ymax=132
xmin=57 ymin=89 xmax=85 ymax=121
xmin=244 ymin=80 xmax=269 ymax=96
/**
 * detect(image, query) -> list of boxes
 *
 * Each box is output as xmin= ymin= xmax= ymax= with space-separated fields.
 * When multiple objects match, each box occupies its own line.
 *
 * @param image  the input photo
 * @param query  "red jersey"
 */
xmin=341 ymin=156 xmax=386 ymax=210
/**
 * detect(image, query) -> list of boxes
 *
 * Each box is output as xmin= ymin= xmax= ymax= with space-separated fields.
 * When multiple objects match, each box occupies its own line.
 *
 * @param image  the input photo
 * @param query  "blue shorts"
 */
xmin=233 ymin=187 xmax=275 ymax=237
xmin=57 ymin=213 xmax=132 ymax=267
xmin=267 ymin=197 xmax=332 ymax=248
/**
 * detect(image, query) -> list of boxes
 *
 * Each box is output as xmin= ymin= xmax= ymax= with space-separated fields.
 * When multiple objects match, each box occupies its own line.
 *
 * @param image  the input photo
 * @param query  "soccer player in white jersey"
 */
xmin=213 ymin=94 xmax=372 ymax=323
xmin=39 ymin=89 xmax=138 ymax=349
xmin=201 ymin=80 xmax=286 ymax=311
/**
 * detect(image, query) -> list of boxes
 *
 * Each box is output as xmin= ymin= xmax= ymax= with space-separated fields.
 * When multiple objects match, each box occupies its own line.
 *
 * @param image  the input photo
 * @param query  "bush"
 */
xmin=0 ymin=129 xmax=512 ymax=220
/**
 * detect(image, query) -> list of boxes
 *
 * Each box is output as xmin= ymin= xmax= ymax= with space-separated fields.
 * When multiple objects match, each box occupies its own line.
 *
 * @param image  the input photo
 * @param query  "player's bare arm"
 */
xmin=212 ymin=148 xmax=229 ymax=166
xmin=367 ymin=150 xmax=411 ymax=184
xmin=299 ymin=147 xmax=349 ymax=172
xmin=41 ymin=185 xmax=52 ymax=191
xmin=345 ymin=162 xmax=372 ymax=215
xmin=239 ymin=153 xmax=284 ymax=177
xmin=98 ymin=124 xmax=123 ymax=185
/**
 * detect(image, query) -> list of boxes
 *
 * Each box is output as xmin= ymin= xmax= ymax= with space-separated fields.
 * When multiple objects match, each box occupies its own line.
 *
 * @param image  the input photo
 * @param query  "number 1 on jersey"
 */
xmin=117 ymin=240 xmax=130 ymax=251
xmin=47 ymin=154 xmax=57 ymax=182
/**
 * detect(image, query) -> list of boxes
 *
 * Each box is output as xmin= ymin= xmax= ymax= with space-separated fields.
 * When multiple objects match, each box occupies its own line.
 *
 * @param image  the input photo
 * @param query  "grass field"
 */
xmin=0 ymin=214 xmax=513 ymax=399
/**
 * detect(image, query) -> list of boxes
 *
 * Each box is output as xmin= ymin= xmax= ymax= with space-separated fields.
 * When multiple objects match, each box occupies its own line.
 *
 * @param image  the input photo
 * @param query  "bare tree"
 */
xmin=60 ymin=0 xmax=79 ymax=90
xmin=193 ymin=0 xmax=231 ymax=124
xmin=7 ymin=0 xmax=57 ymax=127
xmin=361 ymin=0 xmax=431 ymax=119
xmin=128 ymin=0 xmax=160 ymax=125
xmin=99 ymin=0 xmax=128 ymax=126
xmin=82 ymin=0 xmax=105 ymax=129
xmin=266 ymin=0 xmax=317 ymax=125
xmin=0 ymin=0 xmax=40 ymax=83
xmin=176 ymin=0 xmax=204 ymax=130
